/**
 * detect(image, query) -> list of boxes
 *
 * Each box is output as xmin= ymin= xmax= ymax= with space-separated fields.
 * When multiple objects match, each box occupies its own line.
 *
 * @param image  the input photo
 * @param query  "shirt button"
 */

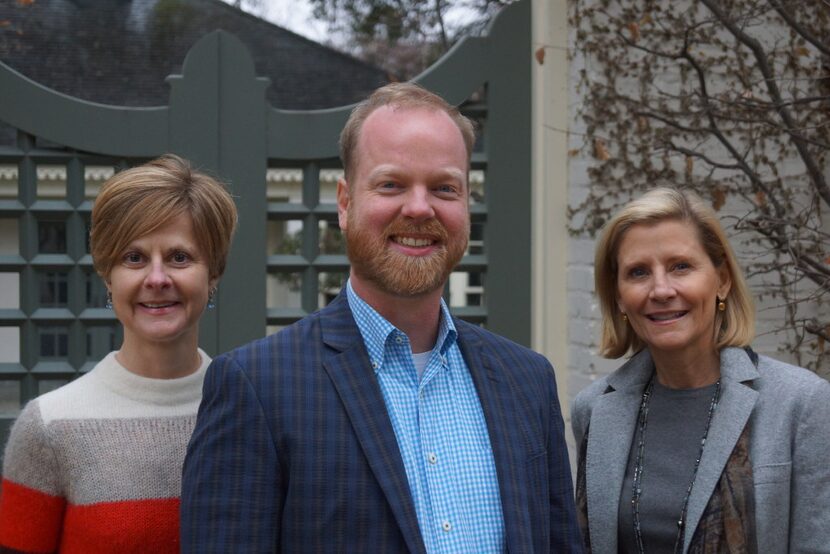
xmin=427 ymin=452 xmax=437 ymax=464
xmin=395 ymin=336 xmax=403 ymax=344
xmin=442 ymin=520 xmax=452 ymax=532
xmin=371 ymin=360 xmax=379 ymax=369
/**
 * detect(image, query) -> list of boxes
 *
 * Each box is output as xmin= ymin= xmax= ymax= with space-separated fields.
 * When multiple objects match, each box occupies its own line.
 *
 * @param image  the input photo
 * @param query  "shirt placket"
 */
xmin=420 ymin=350 xmax=465 ymax=552
xmin=382 ymin=333 xmax=437 ymax=553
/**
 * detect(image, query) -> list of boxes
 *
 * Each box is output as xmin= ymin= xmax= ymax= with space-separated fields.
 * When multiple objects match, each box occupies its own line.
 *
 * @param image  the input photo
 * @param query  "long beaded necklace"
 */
xmin=631 ymin=376 xmax=721 ymax=554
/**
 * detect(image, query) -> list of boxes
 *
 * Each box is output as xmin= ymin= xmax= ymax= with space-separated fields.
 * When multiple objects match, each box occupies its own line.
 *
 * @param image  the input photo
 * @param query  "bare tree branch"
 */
xmin=667 ymin=143 xmax=744 ymax=170
xmin=767 ymin=0 xmax=830 ymax=56
xmin=700 ymin=0 xmax=830 ymax=208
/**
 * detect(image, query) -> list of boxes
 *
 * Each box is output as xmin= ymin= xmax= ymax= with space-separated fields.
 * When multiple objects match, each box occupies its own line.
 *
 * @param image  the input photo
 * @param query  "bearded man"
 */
xmin=181 ymin=83 xmax=582 ymax=553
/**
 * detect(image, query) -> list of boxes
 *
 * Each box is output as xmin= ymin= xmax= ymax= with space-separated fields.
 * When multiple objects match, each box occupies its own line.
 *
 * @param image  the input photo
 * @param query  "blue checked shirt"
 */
xmin=347 ymin=281 xmax=505 ymax=553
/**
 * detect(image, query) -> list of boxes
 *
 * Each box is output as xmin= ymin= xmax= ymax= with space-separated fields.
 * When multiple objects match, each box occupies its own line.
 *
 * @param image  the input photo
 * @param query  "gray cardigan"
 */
xmin=572 ymin=347 xmax=830 ymax=553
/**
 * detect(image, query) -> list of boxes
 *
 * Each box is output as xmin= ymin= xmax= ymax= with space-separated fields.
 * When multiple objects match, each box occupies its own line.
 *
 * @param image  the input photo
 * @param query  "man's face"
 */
xmin=337 ymin=105 xmax=470 ymax=298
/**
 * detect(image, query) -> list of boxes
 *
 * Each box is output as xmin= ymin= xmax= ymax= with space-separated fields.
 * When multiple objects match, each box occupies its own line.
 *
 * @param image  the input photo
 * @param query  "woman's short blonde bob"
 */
xmin=90 ymin=154 xmax=237 ymax=282
xmin=594 ymin=187 xmax=755 ymax=358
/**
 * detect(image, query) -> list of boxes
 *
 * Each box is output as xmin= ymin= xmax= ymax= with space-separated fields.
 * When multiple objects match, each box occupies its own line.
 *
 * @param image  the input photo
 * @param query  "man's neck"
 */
xmin=350 ymin=276 xmax=443 ymax=353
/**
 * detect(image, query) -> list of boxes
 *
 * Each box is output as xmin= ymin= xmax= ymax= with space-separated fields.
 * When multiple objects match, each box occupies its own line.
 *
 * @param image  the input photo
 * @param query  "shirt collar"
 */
xmin=346 ymin=279 xmax=458 ymax=374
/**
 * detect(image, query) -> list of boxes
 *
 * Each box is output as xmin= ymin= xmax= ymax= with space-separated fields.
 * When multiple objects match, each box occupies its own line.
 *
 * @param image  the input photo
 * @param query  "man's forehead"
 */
xmin=362 ymin=104 xmax=453 ymax=131
xmin=358 ymin=105 xmax=464 ymax=150
xmin=347 ymin=104 xmax=469 ymax=186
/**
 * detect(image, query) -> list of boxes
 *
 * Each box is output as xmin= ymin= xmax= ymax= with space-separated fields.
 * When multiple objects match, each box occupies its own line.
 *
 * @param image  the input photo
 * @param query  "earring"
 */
xmin=105 ymin=291 xmax=113 ymax=309
xmin=207 ymin=287 xmax=217 ymax=309
xmin=621 ymin=313 xmax=628 ymax=322
xmin=717 ymin=297 xmax=726 ymax=312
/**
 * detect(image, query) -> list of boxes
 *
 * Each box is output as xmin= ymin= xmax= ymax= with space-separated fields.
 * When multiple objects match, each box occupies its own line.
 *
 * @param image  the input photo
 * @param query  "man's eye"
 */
xmin=380 ymin=182 xmax=397 ymax=189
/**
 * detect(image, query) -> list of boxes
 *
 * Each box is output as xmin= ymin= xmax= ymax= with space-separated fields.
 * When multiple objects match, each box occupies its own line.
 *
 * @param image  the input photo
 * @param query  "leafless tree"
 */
xmin=307 ymin=0 xmax=509 ymax=78
xmin=569 ymin=0 xmax=830 ymax=373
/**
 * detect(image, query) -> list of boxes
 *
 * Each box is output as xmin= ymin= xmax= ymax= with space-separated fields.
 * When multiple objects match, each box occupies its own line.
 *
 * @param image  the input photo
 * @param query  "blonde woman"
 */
xmin=573 ymin=187 xmax=830 ymax=553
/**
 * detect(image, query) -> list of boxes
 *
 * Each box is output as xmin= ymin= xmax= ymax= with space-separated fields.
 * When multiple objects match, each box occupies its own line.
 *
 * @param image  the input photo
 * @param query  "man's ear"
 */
xmin=337 ymin=178 xmax=349 ymax=232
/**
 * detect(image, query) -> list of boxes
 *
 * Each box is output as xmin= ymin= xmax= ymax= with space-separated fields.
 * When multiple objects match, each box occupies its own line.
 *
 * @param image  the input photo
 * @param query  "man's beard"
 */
xmin=345 ymin=213 xmax=469 ymax=297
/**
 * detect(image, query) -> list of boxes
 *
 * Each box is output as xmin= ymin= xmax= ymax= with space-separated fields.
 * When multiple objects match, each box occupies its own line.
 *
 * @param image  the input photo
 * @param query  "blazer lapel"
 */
xmin=456 ymin=323 xmax=534 ymax=554
xmin=320 ymin=295 xmax=426 ymax=554
xmin=586 ymin=387 xmax=641 ymax=552
xmin=586 ymin=350 xmax=653 ymax=552
xmin=682 ymin=347 xmax=759 ymax=553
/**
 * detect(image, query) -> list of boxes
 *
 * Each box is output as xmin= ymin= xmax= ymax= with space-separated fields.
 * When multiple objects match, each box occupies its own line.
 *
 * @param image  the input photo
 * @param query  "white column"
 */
xmin=531 ymin=0 xmax=571 ymax=415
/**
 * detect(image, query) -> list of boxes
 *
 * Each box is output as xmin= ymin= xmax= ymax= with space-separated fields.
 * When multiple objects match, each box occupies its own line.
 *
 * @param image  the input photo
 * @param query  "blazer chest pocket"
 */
xmin=753 ymin=462 xmax=791 ymax=485
xmin=753 ymin=462 xmax=791 ymax=552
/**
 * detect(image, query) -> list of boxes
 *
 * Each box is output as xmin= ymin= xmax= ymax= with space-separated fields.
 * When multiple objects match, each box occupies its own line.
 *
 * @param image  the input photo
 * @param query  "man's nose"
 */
xmin=401 ymin=186 xmax=435 ymax=220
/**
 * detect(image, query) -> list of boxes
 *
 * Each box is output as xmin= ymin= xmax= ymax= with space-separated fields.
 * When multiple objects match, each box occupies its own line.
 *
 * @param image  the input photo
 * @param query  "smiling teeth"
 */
xmin=143 ymin=303 xmax=174 ymax=308
xmin=650 ymin=312 xmax=685 ymax=321
xmin=396 ymin=237 xmax=433 ymax=247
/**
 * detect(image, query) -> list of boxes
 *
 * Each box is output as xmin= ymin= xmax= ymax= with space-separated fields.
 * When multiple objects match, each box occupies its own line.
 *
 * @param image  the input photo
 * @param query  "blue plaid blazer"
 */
xmin=180 ymin=292 xmax=583 ymax=553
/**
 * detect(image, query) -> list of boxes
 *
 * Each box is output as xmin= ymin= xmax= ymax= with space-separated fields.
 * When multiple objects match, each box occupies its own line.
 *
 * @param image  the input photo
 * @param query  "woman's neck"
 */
xmin=116 ymin=337 xmax=201 ymax=379
xmin=651 ymin=348 xmax=721 ymax=389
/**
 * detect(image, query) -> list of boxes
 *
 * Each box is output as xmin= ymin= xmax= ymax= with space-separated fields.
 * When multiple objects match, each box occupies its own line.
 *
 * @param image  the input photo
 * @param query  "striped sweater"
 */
xmin=0 ymin=350 xmax=209 ymax=554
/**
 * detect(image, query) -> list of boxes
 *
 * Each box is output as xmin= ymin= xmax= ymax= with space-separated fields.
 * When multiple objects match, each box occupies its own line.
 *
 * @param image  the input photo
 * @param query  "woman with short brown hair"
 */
xmin=0 ymin=154 xmax=236 ymax=553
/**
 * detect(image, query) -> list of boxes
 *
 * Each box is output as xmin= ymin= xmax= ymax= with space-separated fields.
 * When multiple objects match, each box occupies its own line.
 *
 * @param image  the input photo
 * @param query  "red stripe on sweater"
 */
xmin=0 ymin=478 xmax=66 ymax=553
xmin=61 ymin=497 xmax=180 ymax=554
xmin=0 ymin=479 xmax=181 ymax=554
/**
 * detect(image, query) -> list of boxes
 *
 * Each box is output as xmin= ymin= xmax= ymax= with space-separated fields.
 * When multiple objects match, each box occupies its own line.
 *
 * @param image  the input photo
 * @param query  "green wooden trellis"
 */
xmin=0 ymin=0 xmax=531 ymax=441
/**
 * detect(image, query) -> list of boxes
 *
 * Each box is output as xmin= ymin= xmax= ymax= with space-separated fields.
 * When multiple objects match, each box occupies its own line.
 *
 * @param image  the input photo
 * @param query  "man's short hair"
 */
xmin=339 ymin=82 xmax=476 ymax=182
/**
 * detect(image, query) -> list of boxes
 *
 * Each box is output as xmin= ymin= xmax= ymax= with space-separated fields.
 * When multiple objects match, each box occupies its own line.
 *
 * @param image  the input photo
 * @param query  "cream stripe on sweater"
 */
xmin=2 ymin=350 xmax=209 ymax=504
